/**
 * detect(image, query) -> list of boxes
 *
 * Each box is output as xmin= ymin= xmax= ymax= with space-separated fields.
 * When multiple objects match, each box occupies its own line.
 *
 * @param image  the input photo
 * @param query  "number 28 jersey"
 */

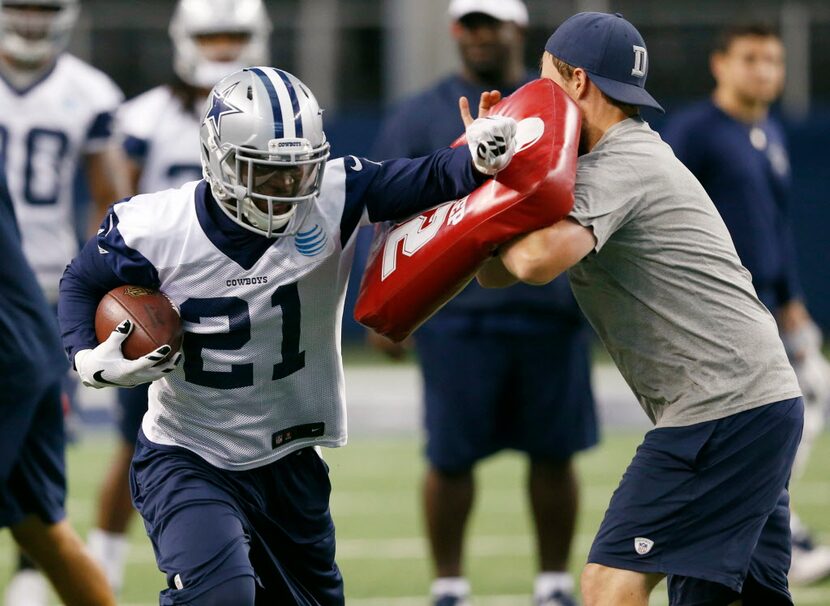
xmin=0 ymin=54 xmax=123 ymax=303
xmin=59 ymin=147 xmax=483 ymax=470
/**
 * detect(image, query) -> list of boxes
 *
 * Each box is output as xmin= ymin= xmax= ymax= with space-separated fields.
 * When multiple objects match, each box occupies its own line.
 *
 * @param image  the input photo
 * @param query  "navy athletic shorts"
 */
xmin=131 ymin=431 xmax=343 ymax=605
xmin=416 ymin=325 xmax=597 ymax=472
xmin=0 ymin=379 xmax=66 ymax=528
xmin=117 ymin=383 xmax=149 ymax=444
xmin=588 ymin=397 xmax=803 ymax=605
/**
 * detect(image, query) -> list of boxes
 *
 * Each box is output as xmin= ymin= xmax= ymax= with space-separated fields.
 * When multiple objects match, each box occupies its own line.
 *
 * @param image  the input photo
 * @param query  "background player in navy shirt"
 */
xmin=661 ymin=23 xmax=830 ymax=585
xmin=0 ymin=165 xmax=115 ymax=605
xmin=371 ymin=1 xmax=596 ymax=604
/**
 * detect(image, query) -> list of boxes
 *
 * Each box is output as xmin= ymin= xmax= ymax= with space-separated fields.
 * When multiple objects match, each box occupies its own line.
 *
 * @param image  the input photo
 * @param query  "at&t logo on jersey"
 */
xmin=295 ymin=224 xmax=327 ymax=257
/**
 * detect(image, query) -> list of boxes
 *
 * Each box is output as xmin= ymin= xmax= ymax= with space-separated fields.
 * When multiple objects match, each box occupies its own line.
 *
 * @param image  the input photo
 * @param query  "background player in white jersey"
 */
xmin=0 ymin=0 xmax=130 ymax=602
xmin=0 ymin=0 xmax=129 ymax=302
xmin=58 ymin=67 xmax=517 ymax=604
xmin=87 ymin=0 xmax=273 ymax=593
xmin=478 ymin=12 xmax=803 ymax=606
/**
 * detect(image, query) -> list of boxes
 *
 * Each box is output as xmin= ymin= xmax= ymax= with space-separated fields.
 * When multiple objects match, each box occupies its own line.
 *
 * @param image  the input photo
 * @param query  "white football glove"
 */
xmin=782 ymin=320 xmax=830 ymax=408
xmin=74 ymin=319 xmax=183 ymax=389
xmin=466 ymin=115 xmax=518 ymax=176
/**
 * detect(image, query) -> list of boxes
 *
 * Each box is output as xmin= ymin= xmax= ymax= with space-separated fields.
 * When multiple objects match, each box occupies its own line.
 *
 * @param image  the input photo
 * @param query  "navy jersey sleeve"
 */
xmin=775 ymin=230 xmax=803 ymax=305
xmin=774 ymin=198 xmax=803 ymax=306
xmin=768 ymin=126 xmax=803 ymax=306
xmin=85 ymin=110 xmax=116 ymax=148
xmin=123 ymin=134 xmax=150 ymax=164
xmin=339 ymin=146 xmax=486 ymax=244
xmin=58 ymin=206 xmax=160 ymax=364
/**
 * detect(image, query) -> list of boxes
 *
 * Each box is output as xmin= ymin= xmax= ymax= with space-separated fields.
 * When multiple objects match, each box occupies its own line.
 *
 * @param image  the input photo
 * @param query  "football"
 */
xmin=95 ymin=286 xmax=183 ymax=361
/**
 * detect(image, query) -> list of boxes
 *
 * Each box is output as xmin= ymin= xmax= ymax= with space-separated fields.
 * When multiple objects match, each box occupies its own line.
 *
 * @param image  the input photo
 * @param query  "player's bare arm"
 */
xmin=85 ymin=146 xmax=132 ymax=236
xmin=478 ymin=218 xmax=595 ymax=287
xmin=124 ymin=155 xmax=144 ymax=194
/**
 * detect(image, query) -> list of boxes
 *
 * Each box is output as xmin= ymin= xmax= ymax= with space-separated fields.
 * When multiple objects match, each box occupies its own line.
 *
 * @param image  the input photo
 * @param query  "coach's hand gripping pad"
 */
xmin=354 ymin=79 xmax=581 ymax=341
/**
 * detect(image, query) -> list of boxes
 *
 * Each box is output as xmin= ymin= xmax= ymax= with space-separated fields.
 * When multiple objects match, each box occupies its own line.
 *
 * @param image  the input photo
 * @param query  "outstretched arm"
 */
xmin=359 ymin=91 xmax=516 ymax=222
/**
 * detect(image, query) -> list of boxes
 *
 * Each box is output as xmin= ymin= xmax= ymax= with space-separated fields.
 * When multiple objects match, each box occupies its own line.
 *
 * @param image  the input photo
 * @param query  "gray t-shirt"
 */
xmin=568 ymin=118 xmax=801 ymax=427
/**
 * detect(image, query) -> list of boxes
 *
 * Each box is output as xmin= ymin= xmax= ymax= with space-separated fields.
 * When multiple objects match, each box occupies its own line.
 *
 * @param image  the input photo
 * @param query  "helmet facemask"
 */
xmin=203 ymin=120 xmax=330 ymax=238
xmin=0 ymin=0 xmax=79 ymax=66
xmin=200 ymin=68 xmax=330 ymax=238
xmin=169 ymin=0 xmax=271 ymax=89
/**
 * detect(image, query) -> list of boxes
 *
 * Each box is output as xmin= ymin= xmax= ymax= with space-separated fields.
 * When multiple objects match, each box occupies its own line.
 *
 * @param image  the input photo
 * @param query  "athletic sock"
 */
xmin=534 ymin=571 xmax=574 ymax=599
xmin=87 ymin=528 xmax=130 ymax=593
xmin=431 ymin=576 xmax=471 ymax=598
xmin=4 ymin=569 xmax=48 ymax=606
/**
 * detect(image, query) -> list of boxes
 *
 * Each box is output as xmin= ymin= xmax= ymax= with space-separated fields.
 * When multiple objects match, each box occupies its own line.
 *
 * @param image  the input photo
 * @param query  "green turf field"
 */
xmin=1 ymin=432 xmax=828 ymax=605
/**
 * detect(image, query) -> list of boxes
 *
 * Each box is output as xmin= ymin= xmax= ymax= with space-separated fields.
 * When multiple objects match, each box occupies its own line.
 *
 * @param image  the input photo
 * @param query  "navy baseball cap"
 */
xmin=545 ymin=12 xmax=664 ymax=113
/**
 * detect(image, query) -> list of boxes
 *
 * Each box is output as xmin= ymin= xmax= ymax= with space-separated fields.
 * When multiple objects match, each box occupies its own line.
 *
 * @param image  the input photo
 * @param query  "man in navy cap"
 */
xmin=478 ymin=12 xmax=803 ymax=606
xmin=372 ymin=2 xmax=596 ymax=604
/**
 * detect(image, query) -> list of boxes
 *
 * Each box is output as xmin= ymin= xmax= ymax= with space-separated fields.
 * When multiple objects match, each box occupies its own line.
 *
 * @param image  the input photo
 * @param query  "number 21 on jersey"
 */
xmin=179 ymin=282 xmax=305 ymax=388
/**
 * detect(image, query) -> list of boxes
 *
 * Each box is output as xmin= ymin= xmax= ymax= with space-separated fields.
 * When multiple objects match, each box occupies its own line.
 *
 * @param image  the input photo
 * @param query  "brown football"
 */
xmin=95 ymin=286 xmax=183 ymax=361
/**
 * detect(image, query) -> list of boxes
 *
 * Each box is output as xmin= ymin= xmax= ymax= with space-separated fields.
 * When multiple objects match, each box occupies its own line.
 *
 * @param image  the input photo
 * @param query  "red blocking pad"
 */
xmin=354 ymin=79 xmax=582 ymax=341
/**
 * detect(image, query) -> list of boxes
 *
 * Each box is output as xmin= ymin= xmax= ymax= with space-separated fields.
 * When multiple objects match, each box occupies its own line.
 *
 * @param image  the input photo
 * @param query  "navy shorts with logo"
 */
xmin=588 ymin=397 xmax=804 ymax=605
xmin=0 ymin=379 xmax=66 ymax=528
xmin=416 ymin=323 xmax=597 ymax=472
xmin=117 ymin=383 xmax=149 ymax=444
xmin=131 ymin=431 xmax=343 ymax=605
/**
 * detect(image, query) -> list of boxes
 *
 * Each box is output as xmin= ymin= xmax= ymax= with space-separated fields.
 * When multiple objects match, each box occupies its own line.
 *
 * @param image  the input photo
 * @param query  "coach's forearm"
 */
xmin=501 ymin=218 xmax=596 ymax=285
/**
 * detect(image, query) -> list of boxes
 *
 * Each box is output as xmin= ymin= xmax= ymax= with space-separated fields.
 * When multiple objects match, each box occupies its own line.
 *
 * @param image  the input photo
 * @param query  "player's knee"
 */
xmin=429 ymin=462 xmax=474 ymax=480
xmin=580 ymin=563 xmax=653 ymax=606
xmin=195 ymin=574 xmax=256 ymax=606
xmin=580 ymin=563 xmax=606 ymax=605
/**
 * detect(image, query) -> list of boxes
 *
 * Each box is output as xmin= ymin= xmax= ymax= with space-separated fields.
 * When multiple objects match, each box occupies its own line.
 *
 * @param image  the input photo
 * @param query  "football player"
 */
xmin=58 ymin=68 xmax=517 ymax=604
xmin=88 ymin=0 xmax=273 ymax=594
xmin=0 ymin=0 xmax=130 ymax=602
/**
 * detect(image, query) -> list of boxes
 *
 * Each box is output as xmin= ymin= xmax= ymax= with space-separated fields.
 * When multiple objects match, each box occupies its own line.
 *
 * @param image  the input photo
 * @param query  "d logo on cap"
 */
xmin=632 ymin=45 xmax=647 ymax=77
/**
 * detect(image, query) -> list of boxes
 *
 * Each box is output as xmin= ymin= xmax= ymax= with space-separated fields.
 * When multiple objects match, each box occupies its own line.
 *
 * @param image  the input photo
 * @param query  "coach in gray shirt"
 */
xmin=478 ymin=12 xmax=803 ymax=606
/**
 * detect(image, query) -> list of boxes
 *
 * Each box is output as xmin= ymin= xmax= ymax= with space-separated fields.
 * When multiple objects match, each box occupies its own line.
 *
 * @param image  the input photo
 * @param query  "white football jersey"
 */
xmin=111 ymin=161 xmax=368 ymax=470
xmin=117 ymin=85 xmax=204 ymax=193
xmin=0 ymin=54 xmax=123 ymax=303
